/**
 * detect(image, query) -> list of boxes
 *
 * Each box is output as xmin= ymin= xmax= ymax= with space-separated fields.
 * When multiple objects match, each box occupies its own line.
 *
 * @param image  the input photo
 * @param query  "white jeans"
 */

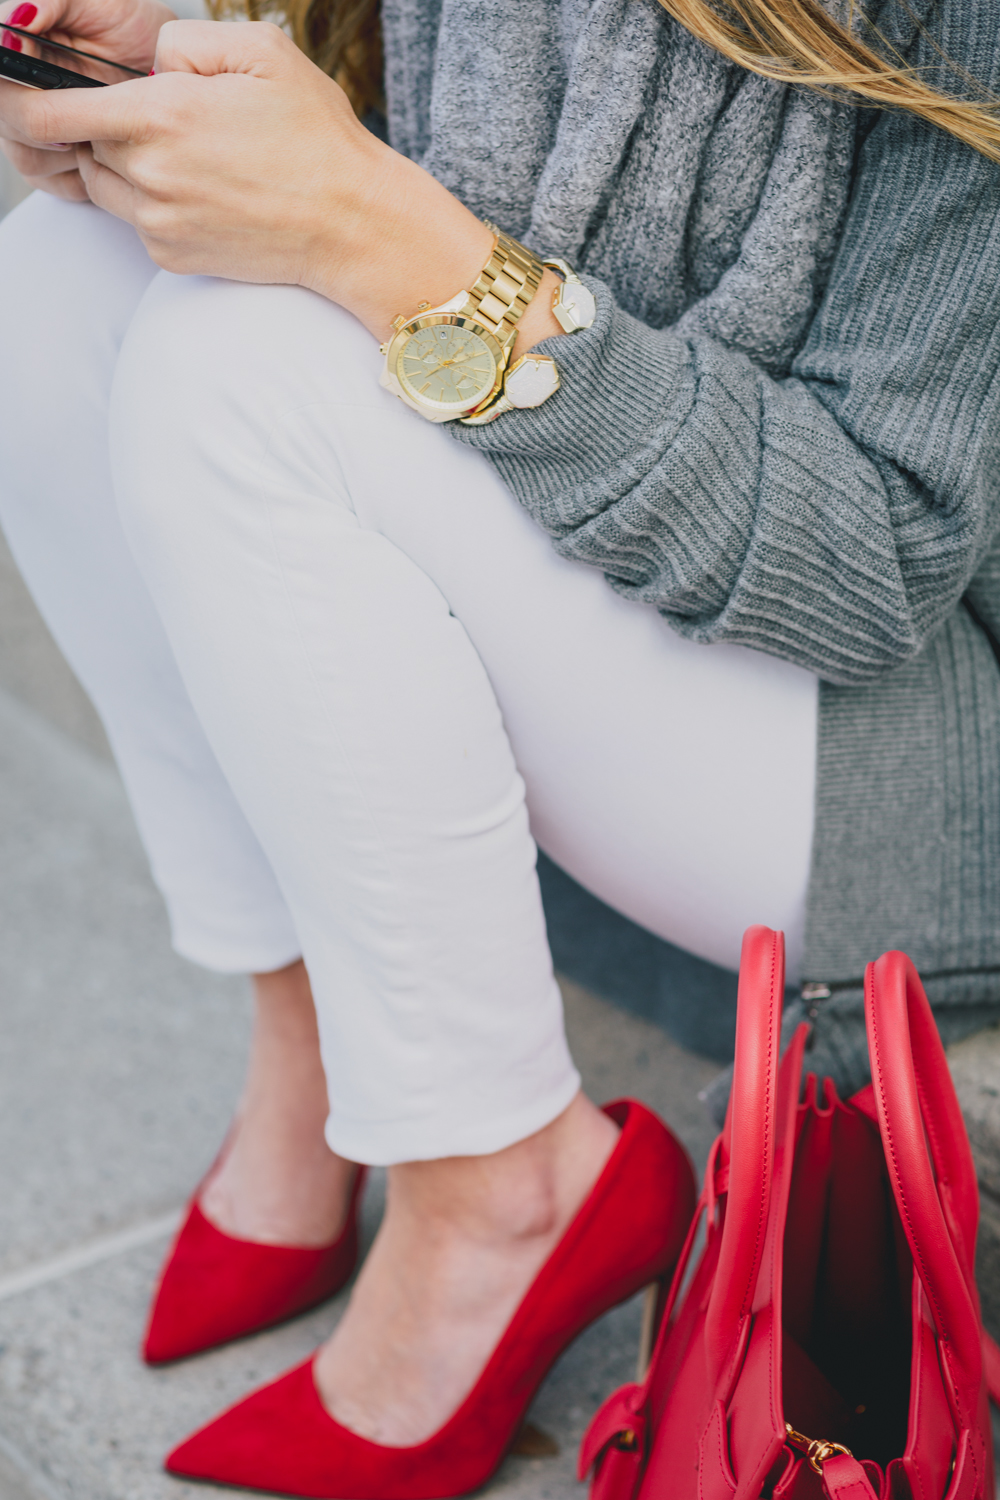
xmin=0 ymin=194 xmax=819 ymax=1164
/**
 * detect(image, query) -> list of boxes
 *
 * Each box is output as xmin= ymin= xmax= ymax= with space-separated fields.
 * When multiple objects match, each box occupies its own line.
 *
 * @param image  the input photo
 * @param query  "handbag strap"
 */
xmin=704 ymin=925 xmax=785 ymax=1369
xmin=864 ymin=953 xmax=983 ymax=1433
xmin=820 ymin=1452 xmax=881 ymax=1500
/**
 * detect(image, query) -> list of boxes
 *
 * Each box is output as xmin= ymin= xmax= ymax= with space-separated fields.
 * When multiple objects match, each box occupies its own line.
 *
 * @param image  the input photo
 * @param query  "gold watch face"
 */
xmin=396 ymin=321 xmax=499 ymax=413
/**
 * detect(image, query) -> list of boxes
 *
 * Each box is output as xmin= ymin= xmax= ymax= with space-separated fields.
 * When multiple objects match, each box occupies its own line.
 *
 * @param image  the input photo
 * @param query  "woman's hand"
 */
xmin=0 ymin=0 xmax=175 ymax=198
xmin=0 ymin=19 xmax=509 ymax=337
xmin=0 ymin=18 xmax=562 ymax=345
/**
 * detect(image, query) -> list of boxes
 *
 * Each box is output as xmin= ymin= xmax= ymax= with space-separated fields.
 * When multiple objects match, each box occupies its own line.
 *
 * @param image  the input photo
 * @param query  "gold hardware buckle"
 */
xmin=785 ymin=1424 xmax=853 ymax=1474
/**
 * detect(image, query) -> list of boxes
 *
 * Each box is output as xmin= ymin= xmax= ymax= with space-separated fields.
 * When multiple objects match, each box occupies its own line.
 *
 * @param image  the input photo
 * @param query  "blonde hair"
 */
xmin=661 ymin=0 xmax=1000 ymax=162
xmin=212 ymin=0 xmax=1000 ymax=163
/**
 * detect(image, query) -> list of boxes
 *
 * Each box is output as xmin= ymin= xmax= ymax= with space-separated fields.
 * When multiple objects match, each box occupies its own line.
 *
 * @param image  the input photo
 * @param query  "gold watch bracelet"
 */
xmin=468 ymin=221 xmax=544 ymax=353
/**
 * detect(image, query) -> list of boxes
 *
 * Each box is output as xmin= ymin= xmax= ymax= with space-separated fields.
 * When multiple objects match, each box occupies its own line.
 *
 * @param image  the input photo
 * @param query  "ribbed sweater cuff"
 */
xmin=451 ymin=277 xmax=692 ymax=530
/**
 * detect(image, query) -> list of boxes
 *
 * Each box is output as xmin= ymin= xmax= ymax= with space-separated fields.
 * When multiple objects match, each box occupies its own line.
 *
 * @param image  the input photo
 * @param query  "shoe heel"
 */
xmin=636 ymin=1277 xmax=667 ymax=1381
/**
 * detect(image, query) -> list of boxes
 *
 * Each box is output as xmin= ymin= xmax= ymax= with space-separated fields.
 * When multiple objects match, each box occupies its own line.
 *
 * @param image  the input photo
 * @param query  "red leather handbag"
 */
xmin=581 ymin=926 xmax=999 ymax=1500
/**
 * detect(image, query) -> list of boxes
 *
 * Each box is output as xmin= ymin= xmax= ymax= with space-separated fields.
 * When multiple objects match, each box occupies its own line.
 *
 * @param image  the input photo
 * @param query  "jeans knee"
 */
xmin=112 ymin=276 xmax=339 ymax=467
xmin=110 ymin=276 xmax=259 ymax=534
xmin=110 ymin=275 xmax=380 ymax=543
xmin=109 ymin=276 xmax=348 ymax=585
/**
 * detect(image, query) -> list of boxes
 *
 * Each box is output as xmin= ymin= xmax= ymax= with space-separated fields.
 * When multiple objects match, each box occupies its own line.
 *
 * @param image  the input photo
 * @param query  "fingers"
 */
xmin=10 ymin=156 xmax=89 ymax=198
xmin=0 ymin=0 xmax=173 ymax=63
xmin=0 ymin=1 xmax=64 ymax=38
xmin=75 ymin=138 xmax=143 ymax=220
xmin=1 ymin=135 xmax=74 ymax=178
xmin=0 ymin=70 xmax=152 ymax=146
xmin=30 ymin=163 xmax=88 ymax=198
xmin=88 ymin=132 xmax=170 ymax=203
xmin=153 ymin=17 xmax=293 ymax=78
xmin=0 ymin=19 xmax=294 ymax=151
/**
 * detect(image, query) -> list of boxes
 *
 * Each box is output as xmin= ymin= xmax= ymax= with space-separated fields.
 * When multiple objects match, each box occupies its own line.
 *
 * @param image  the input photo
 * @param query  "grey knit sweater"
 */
xmin=380 ymin=0 xmax=1000 ymax=1089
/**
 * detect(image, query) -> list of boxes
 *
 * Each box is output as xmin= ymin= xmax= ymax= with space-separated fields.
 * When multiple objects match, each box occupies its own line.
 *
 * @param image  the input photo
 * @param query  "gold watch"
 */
xmin=379 ymin=225 xmax=544 ymax=425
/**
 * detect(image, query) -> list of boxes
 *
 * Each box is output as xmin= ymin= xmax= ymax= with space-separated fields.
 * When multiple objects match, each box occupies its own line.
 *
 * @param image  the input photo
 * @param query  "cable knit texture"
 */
xmin=380 ymin=0 xmax=1000 ymax=1067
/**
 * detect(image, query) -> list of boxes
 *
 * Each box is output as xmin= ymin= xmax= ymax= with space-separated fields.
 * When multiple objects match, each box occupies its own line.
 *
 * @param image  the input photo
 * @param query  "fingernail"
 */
xmin=7 ymin=4 xmax=38 ymax=24
xmin=2 ymin=28 xmax=23 ymax=47
xmin=148 ymin=66 xmax=154 ymax=74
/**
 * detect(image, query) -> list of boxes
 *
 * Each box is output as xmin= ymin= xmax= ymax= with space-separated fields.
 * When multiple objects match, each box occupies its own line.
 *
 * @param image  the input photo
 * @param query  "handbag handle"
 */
xmin=704 ymin=925 xmax=785 ymax=1370
xmin=865 ymin=952 xmax=983 ymax=1431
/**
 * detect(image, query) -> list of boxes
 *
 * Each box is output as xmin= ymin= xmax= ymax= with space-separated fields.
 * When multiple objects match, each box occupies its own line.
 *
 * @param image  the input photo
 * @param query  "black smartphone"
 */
xmin=0 ymin=21 xmax=144 ymax=88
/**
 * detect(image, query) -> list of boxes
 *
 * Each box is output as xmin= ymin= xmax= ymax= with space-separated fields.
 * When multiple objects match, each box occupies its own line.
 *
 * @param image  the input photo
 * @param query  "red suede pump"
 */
xmin=164 ymin=1098 xmax=695 ymax=1498
xmin=143 ymin=1166 xmax=366 ymax=1364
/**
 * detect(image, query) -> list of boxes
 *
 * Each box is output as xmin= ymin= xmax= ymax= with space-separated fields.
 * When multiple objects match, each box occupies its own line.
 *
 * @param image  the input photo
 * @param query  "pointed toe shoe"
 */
xmin=164 ymin=1098 xmax=696 ymax=1496
xmin=144 ymin=1167 xmax=366 ymax=1364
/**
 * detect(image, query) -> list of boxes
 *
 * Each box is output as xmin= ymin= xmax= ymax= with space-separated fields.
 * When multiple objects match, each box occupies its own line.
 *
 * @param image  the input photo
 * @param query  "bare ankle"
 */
xmin=388 ymin=1092 xmax=619 ymax=1247
xmin=200 ymin=959 xmax=356 ymax=1246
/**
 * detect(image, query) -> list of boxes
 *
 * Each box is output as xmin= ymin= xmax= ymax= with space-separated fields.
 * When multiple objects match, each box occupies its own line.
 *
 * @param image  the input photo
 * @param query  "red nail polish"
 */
xmin=2 ymin=28 xmax=23 ymax=47
xmin=7 ymin=4 xmax=38 ymax=25
xmin=148 ymin=66 xmax=154 ymax=74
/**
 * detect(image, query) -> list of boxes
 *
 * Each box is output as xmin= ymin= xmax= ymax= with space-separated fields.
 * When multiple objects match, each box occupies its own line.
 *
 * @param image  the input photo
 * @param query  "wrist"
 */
xmin=302 ymin=135 xmax=563 ymax=352
xmin=510 ymin=268 xmax=562 ymax=361
xmin=302 ymin=135 xmax=497 ymax=339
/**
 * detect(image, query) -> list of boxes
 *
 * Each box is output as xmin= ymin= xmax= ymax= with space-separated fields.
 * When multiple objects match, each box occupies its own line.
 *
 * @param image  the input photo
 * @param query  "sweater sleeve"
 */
xmin=452 ymin=37 xmax=1000 ymax=685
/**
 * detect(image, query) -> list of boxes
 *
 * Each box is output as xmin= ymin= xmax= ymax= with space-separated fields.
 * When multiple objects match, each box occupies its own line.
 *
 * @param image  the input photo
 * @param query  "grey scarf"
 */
xmin=383 ymin=0 xmax=857 ymax=375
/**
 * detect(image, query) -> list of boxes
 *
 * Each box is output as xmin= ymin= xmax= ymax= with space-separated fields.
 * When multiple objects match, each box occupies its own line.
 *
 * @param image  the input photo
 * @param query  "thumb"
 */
xmin=153 ymin=17 xmax=294 ymax=77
